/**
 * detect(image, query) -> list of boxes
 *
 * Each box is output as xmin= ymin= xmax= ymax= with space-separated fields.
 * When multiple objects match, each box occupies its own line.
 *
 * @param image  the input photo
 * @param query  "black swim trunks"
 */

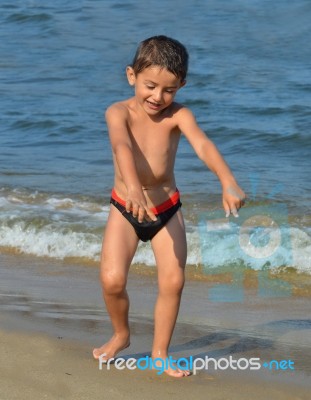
xmin=110 ymin=189 xmax=182 ymax=242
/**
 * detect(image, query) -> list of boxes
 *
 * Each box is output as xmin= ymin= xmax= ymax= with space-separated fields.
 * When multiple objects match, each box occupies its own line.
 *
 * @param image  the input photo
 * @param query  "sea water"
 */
xmin=0 ymin=0 xmax=310 ymax=276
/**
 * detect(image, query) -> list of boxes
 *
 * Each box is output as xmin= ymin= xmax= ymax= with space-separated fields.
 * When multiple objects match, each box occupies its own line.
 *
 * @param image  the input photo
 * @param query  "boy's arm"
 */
xmin=105 ymin=104 xmax=157 ymax=222
xmin=178 ymin=108 xmax=246 ymax=217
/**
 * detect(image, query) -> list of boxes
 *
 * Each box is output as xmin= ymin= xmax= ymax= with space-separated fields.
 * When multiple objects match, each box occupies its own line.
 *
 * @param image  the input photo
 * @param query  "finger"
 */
xmin=145 ymin=208 xmax=157 ymax=222
xmin=132 ymin=203 xmax=139 ymax=218
xmin=223 ymin=202 xmax=230 ymax=218
xmin=137 ymin=207 xmax=146 ymax=223
xmin=231 ymin=206 xmax=239 ymax=218
xmin=125 ymin=199 xmax=132 ymax=213
xmin=235 ymin=200 xmax=241 ymax=210
xmin=241 ymin=193 xmax=247 ymax=206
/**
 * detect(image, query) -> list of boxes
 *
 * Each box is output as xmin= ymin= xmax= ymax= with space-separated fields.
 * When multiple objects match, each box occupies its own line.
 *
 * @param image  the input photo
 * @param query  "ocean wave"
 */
xmin=0 ymin=222 xmax=101 ymax=261
xmin=1 ymin=220 xmax=310 ymax=277
xmin=11 ymin=119 xmax=58 ymax=131
xmin=6 ymin=12 xmax=52 ymax=24
xmin=0 ymin=188 xmax=310 ymax=275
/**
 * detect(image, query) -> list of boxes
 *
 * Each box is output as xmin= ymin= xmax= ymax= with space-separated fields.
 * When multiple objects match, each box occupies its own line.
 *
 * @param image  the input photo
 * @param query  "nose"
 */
xmin=153 ymin=89 xmax=163 ymax=103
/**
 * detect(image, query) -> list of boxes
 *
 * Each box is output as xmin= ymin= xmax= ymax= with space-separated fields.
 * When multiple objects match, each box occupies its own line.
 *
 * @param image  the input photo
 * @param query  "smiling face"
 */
xmin=126 ymin=66 xmax=185 ymax=116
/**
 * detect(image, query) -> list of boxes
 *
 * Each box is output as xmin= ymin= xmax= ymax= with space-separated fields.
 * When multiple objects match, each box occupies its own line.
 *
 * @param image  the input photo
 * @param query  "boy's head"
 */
xmin=130 ymin=35 xmax=188 ymax=83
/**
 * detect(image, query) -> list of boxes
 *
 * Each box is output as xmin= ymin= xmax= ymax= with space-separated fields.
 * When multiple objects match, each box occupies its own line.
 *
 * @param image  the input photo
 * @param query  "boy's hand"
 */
xmin=125 ymin=188 xmax=157 ymax=223
xmin=222 ymin=182 xmax=246 ymax=218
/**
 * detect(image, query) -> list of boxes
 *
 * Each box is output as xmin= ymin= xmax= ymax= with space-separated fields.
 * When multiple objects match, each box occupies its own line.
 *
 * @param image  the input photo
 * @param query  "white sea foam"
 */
xmin=0 ymin=190 xmax=310 ymax=274
xmin=197 ymin=222 xmax=311 ymax=274
xmin=291 ymin=227 xmax=311 ymax=274
xmin=0 ymin=223 xmax=102 ymax=261
xmin=0 ymin=219 xmax=310 ymax=274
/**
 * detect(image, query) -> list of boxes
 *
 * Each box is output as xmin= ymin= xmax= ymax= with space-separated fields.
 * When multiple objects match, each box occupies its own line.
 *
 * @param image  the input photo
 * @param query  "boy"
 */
xmin=93 ymin=35 xmax=246 ymax=377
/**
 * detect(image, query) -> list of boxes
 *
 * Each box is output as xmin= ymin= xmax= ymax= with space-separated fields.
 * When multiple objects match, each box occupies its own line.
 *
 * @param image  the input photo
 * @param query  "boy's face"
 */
xmin=126 ymin=66 xmax=185 ymax=115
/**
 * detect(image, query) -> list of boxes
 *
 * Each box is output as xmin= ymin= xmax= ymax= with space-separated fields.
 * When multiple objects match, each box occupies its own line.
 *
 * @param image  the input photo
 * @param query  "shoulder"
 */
xmin=172 ymin=103 xmax=197 ymax=128
xmin=105 ymin=101 xmax=130 ymax=122
xmin=164 ymin=102 xmax=194 ymax=119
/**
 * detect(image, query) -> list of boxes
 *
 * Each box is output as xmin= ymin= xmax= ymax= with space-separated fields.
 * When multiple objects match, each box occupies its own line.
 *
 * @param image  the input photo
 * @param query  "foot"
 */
xmin=152 ymin=354 xmax=191 ymax=378
xmin=163 ymin=365 xmax=191 ymax=378
xmin=93 ymin=334 xmax=130 ymax=361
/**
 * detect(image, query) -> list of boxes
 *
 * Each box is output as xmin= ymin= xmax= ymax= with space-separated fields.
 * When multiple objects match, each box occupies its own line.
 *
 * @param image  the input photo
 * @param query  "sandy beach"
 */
xmin=0 ymin=253 xmax=311 ymax=399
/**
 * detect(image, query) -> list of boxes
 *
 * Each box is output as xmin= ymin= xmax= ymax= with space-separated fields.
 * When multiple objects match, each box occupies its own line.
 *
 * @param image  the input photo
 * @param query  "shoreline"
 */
xmin=1 ymin=247 xmax=311 ymax=294
xmin=1 ymin=253 xmax=311 ymax=398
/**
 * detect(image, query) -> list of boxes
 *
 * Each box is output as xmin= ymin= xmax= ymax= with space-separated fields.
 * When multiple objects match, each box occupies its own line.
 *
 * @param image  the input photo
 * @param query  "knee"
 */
xmin=100 ymin=271 xmax=127 ymax=296
xmin=160 ymin=272 xmax=185 ymax=295
xmin=172 ymin=274 xmax=185 ymax=294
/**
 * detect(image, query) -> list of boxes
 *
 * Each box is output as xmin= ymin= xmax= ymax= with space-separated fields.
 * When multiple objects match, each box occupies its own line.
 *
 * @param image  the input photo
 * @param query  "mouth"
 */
xmin=146 ymin=100 xmax=162 ymax=110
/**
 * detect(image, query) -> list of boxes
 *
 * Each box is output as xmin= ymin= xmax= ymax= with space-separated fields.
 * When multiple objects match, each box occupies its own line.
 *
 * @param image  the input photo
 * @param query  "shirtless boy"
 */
xmin=93 ymin=35 xmax=246 ymax=377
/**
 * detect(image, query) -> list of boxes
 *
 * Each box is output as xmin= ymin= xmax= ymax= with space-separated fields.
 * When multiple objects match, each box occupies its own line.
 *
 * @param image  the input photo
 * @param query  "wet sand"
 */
xmin=0 ymin=253 xmax=311 ymax=399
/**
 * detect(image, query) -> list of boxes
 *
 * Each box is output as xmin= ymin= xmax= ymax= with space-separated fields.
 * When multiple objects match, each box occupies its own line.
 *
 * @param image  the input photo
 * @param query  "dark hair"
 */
xmin=131 ymin=35 xmax=188 ymax=82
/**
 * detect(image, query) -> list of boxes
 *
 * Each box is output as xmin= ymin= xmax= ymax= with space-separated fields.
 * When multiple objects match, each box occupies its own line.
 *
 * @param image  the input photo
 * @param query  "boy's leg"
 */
xmin=93 ymin=205 xmax=139 ymax=360
xmin=151 ymin=209 xmax=190 ymax=377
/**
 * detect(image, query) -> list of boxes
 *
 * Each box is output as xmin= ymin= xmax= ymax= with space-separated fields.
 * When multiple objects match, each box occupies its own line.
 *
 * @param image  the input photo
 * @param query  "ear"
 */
xmin=179 ymin=79 xmax=186 ymax=88
xmin=126 ymin=66 xmax=136 ymax=86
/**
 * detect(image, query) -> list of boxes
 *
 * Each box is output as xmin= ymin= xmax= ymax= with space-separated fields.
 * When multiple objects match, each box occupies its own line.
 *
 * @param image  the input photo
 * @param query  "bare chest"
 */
xmin=129 ymin=124 xmax=180 ymax=159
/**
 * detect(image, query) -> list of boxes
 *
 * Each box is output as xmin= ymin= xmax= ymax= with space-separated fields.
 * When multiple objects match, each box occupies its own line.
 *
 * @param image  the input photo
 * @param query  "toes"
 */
xmin=92 ymin=349 xmax=99 ymax=359
xmin=166 ymin=368 xmax=190 ymax=378
xmin=92 ymin=348 xmax=105 ymax=360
